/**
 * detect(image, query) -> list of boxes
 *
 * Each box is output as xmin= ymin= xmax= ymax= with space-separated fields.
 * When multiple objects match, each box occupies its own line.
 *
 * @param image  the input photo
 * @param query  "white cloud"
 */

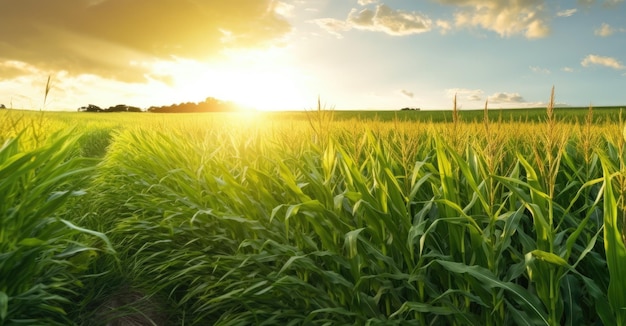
xmin=315 ymin=4 xmax=433 ymax=37
xmin=595 ymin=23 xmax=615 ymax=36
xmin=594 ymin=23 xmax=625 ymax=37
xmin=581 ymin=54 xmax=625 ymax=70
xmin=400 ymin=89 xmax=414 ymax=98
xmin=436 ymin=20 xmax=453 ymax=34
xmin=556 ymin=8 xmax=577 ymax=17
xmin=488 ymin=92 xmax=526 ymax=103
xmin=437 ymin=0 xmax=550 ymax=38
xmin=275 ymin=2 xmax=295 ymax=18
xmin=530 ymin=65 xmax=551 ymax=74
xmin=358 ymin=0 xmax=378 ymax=5
xmin=0 ymin=60 xmax=42 ymax=79
xmin=446 ymin=88 xmax=484 ymax=101
xmin=313 ymin=18 xmax=351 ymax=38
xmin=562 ymin=67 xmax=574 ymax=72
xmin=347 ymin=5 xmax=433 ymax=35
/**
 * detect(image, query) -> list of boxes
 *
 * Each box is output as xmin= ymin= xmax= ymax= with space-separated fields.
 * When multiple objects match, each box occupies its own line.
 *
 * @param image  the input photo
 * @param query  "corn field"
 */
xmin=1 ymin=106 xmax=626 ymax=325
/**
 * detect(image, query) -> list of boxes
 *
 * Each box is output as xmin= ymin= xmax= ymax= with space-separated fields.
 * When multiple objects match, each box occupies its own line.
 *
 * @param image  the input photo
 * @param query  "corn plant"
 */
xmin=0 ymin=132 xmax=113 ymax=325
xmin=4 ymin=104 xmax=626 ymax=325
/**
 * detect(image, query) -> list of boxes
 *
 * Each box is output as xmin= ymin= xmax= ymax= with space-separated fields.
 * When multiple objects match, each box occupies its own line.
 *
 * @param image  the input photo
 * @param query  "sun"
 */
xmin=155 ymin=48 xmax=312 ymax=111
xmin=209 ymin=65 xmax=310 ymax=111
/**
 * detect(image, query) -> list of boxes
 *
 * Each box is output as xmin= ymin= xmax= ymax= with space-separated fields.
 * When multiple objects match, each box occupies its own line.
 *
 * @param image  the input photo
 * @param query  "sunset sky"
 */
xmin=0 ymin=0 xmax=625 ymax=111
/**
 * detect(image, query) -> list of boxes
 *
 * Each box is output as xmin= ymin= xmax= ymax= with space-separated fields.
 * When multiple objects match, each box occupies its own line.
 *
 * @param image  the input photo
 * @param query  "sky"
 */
xmin=0 ymin=0 xmax=625 ymax=111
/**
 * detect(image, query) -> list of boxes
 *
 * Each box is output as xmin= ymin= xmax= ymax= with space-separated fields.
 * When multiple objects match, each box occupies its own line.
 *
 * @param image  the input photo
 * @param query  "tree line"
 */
xmin=147 ymin=97 xmax=238 ymax=113
xmin=78 ymin=97 xmax=239 ymax=113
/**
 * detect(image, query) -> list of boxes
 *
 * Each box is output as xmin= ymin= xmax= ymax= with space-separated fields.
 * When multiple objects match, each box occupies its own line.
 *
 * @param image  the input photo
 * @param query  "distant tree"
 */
xmin=148 ymin=97 xmax=238 ymax=113
xmin=78 ymin=104 xmax=142 ymax=112
xmin=104 ymin=104 xmax=143 ymax=112
xmin=106 ymin=104 xmax=129 ymax=112
xmin=78 ymin=104 xmax=103 ymax=112
xmin=0 ymin=104 xmax=5 ymax=109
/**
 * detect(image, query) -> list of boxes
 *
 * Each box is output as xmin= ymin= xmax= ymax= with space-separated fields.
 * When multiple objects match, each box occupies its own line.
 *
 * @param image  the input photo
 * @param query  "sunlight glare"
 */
xmin=151 ymin=48 xmax=312 ymax=111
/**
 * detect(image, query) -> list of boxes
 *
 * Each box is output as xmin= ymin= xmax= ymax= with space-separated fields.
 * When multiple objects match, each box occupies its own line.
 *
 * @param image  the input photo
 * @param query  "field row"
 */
xmin=1 ymin=109 xmax=626 ymax=325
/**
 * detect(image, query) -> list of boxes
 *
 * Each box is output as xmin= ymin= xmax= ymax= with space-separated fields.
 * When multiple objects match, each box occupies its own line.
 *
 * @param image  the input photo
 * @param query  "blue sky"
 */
xmin=0 ymin=0 xmax=624 ymax=111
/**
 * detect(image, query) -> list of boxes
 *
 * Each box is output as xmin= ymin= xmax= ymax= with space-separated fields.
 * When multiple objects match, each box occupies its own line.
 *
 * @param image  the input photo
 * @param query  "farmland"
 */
xmin=1 ymin=105 xmax=626 ymax=325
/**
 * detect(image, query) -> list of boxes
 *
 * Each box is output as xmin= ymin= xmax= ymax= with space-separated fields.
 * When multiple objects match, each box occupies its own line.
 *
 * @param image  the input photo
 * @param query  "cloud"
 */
xmin=594 ymin=23 xmax=625 ymax=36
xmin=579 ymin=0 xmax=625 ymax=6
xmin=595 ymin=23 xmax=615 ymax=36
xmin=313 ymin=18 xmax=351 ymax=38
xmin=556 ymin=8 xmax=577 ymax=17
xmin=436 ymin=20 xmax=453 ymax=34
xmin=530 ymin=65 xmax=551 ymax=74
xmin=581 ymin=54 xmax=625 ymax=70
xmin=436 ymin=0 xmax=550 ymax=38
xmin=0 ymin=60 xmax=41 ymax=80
xmin=0 ymin=0 xmax=291 ymax=82
xmin=400 ymin=89 xmax=414 ymax=98
xmin=275 ymin=2 xmax=296 ymax=18
xmin=446 ymin=88 xmax=484 ymax=101
xmin=358 ymin=0 xmax=378 ymax=5
xmin=315 ymin=4 xmax=433 ymax=37
xmin=604 ymin=0 xmax=625 ymax=6
xmin=347 ymin=5 xmax=433 ymax=35
xmin=562 ymin=67 xmax=574 ymax=72
xmin=488 ymin=92 xmax=526 ymax=103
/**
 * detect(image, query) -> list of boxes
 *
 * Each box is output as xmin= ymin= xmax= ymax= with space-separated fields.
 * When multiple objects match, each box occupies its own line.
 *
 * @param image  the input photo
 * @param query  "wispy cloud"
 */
xmin=347 ymin=5 xmax=433 ymax=36
xmin=0 ymin=0 xmax=292 ymax=82
xmin=562 ymin=67 xmax=575 ymax=72
xmin=594 ymin=23 xmax=625 ymax=36
xmin=530 ymin=65 xmax=551 ymax=74
xmin=400 ymin=89 xmax=415 ymax=98
xmin=488 ymin=92 xmax=526 ymax=103
xmin=0 ymin=60 xmax=41 ymax=80
xmin=446 ymin=88 xmax=484 ymax=101
xmin=275 ymin=2 xmax=295 ymax=18
xmin=313 ymin=18 xmax=350 ymax=38
xmin=581 ymin=54 xmax=625 ymax=70
xmin=595 ymin=23 xmax=615 ymax=36
xmin=436 ymin=20 xmax=453 ymax=34
xmin=315 ymin=4 xmax=433 ymax=37
xmin=436 ymin=0 xmax=551 ymax=39
xmin=319 ymin=1 xmax=560 ymax=38
xmin=556 ymin=8 xmax=577 ymax=17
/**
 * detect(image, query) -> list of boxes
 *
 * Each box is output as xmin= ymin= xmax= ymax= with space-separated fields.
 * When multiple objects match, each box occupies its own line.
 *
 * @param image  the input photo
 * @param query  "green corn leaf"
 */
xmin=0 ymin=291 xmax=8 ymax=320
xmin=600 ymin=157 xmax=626 ymax=324
xmin=437 ymin=260 xmax=550 ymax=325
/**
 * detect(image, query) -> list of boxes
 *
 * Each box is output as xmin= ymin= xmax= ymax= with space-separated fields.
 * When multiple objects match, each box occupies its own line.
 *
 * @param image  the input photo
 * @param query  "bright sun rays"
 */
xmin=149 ymin=48 xmax=312 ymax=111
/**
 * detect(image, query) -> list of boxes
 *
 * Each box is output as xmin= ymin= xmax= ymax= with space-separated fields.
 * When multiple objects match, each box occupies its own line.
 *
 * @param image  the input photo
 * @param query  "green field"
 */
xmin=2 ymin=107 xmax=626 ymax=325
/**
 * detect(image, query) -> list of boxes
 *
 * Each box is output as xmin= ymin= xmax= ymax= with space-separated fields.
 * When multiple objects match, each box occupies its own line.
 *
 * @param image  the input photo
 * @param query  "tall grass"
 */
xmin=2 ymin=102 xmax=626 ymax=324
xmin=0 ymin=131 xmax=113 ymax=325
xmin=305 ymin=96 xmax=335 ymax=145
